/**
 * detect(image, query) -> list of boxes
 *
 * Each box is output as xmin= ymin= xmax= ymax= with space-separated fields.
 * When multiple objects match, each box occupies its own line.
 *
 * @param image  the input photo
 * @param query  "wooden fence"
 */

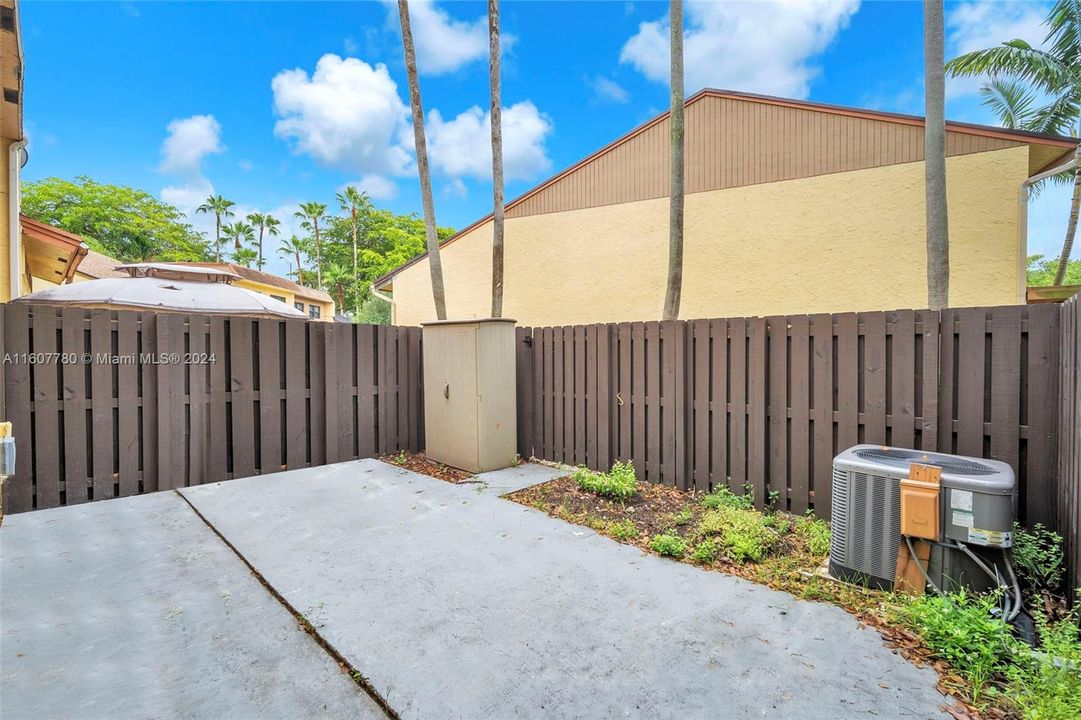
xmin=1058 ymin=295 xmax=1080 ymax=594
xmin=0 ymin=304 xmax=423 ymax=513
xmin=514 ymin=305 xmax=1063 ymax=526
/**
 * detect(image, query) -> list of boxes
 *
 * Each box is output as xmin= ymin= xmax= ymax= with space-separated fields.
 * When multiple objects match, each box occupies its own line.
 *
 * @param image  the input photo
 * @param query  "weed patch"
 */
xmin=574 ymin=461 xmax=638 ymax=500
xmin=608 ymin=519 xmax=639 ymax=541
xmin=697 ymin=506 xmax=777 ymax=563
xmin=650 ymin=533 xmax=687 ymax=557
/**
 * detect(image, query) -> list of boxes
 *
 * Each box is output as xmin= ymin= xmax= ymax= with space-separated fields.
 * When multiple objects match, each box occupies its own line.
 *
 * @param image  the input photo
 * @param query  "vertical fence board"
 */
xmin=617 ymin=323 xmax=631 ymax=462
xmin=955 ymin=308 xmax=986 ymax=458
xmin=989 ymin=307 xmax=1022 ymax=478
xmin=60 ymin=308 xmax=88 ymax=504
xmin=208 ymin=317 xmax=228 ymax=481
xmin=890 ymin=311 xmax=916 ymax=449
xmin=863 ymin=312 xmax=887 ymax=445
xmin=4 ymin=306 xmax=32 ymax=512
xmin=585 ymin=325 xmax=598 ymax=469
xmin=631 ymin=322 xmax=646 ymax=479
xmin=31 ymin=309 xmax=60 ymax=509
xmin=258 ymin=318 xmax=283 ymax=475
xmin=1027 ymin=304 xmax=1061 ymax=528
xmin=768 ymin=317 xmax=788 ymax=508
xmin=230 ymin=318 xmax=256 ymax=479
xmin=709 ymin=318 xmax=728 ymax=492
xmin=811 ymin=313 xmax=833 ymax=519
xmin=356 ymin=324 xmax=377 ymax=457
xmin=90 ymin=310 xmax=115 ymax=499
xmin=789 ymin=316 xmax=810 ymax=514
xmin=918 ymin=310 xmax=941 ymax=452
xmin=729 ymin=318 xmax=747 ymax=494
xmin=693 ymin=319 xmax=710 ymax=492
xmin=747 ymin=318 xmax=767 ymax=505
xmin=598 ymin=324 xmax=612 ymax=470
xmin=116 ymin=311 xmax=141 ymax=495
xmin=645 ymin=322 xmax=661 ymax=484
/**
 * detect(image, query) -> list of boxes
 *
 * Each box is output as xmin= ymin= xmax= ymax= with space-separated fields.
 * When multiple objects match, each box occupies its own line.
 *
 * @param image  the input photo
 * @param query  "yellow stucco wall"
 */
xmin=390 ymin=146 xmax=1030 ymax=326
xmin=0 ymin=138 xmax=11 ymax=301
xmin=232 ymin=277 xmax=335 ymax=320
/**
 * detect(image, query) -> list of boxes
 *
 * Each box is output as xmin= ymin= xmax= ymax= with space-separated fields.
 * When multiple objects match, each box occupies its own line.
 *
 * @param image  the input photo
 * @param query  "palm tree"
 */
xmin=247 ymin=212 xmax=281 ymax=270
xmin=398 ymin=0 xmax=448 ymax=320
xmin=233 ymin=247 xmax=258 ymax=268
xmin=488 ymin=0 xmax=506 ymax=318
xmin=295 ymin=202 xmax=328 ymax=287
xmin=945 ymin=0 xmax=1081 ymax=285
xmin=224 ymin=221 xmax=255 ymax=257
xmin=278 ymin=234 xmax=309 ymax=282
xmin=336 ymin=186 xmax=371 ymax=310
xmin=662 ymin=0 xmax=685 ymax=321
xmin=925 ymin=0 xmax=949 ymax=310
xmin=195 ymin=195 xmax=235 ymax=262
xmin=323 ymin=262 xmax=352 ymax=314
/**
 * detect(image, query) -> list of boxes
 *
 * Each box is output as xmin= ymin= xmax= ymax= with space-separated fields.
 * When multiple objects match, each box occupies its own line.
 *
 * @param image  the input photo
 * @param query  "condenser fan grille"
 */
xmin=852 ymin=447 xmax=997 ymax=476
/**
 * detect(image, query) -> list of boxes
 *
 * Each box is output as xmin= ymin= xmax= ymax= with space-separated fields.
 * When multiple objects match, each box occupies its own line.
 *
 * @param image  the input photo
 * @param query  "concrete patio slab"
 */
xmin=472 ymin=461 xmax=569 ymax=495
xmin=0 ymin=491 xmax=386 ymax=720
xmin=182 ymin=459 xmax=950 ymax=720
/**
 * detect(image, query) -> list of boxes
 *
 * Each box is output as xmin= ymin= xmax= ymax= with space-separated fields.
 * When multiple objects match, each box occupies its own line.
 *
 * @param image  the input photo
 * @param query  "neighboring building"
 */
xmin=374 ymin=89 xmax=1078 ymax=326
xmin=73 ymin=249 xmax=127 ymax=281
xmin=160 ymin=262 xmax=335 ymax=321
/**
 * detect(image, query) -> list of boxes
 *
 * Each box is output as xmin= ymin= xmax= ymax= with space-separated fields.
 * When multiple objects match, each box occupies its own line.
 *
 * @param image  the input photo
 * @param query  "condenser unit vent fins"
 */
xmin=852 ymin=447 xmax=997 ymax=475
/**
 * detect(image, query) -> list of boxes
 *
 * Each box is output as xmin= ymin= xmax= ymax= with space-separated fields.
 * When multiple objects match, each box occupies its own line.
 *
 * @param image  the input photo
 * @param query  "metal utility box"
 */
xmin=422 ymin=318 xmax=517 ymax=473
xmin=830 ymin=445 xmax=1016 ymax=591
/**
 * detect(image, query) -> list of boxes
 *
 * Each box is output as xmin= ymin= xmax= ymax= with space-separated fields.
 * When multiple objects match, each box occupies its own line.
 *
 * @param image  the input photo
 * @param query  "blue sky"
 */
xmin=18 ymin=0 xmax=1074 ymax=278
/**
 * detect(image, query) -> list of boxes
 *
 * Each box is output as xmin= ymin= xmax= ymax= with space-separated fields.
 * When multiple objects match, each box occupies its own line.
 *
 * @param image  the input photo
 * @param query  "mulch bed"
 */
xmin=380 ymin=451 xmax=475 ymax=483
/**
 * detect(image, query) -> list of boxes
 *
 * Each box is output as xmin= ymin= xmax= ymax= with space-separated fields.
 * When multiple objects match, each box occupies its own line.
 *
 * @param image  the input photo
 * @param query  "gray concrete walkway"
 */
xmin=180 ymin=459 xmax=949 ymax=720
xmin=0 ymin=492 xmax=386 ymax=720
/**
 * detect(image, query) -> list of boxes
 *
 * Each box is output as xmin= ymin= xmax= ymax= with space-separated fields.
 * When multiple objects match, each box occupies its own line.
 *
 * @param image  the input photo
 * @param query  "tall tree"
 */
xmin=398 ymin=0 xmax=448 ymax=320
xmin=337 ymin=186 xmax=371 ymax=311
xmin=945 ymin=0 xmax=1081 ymax=285
xmin=924 ymin=0 xmax=949 ymax=310
xmin=196 ymin=194 xmax=235 ymax=262
xmin=247 ymin=212 xmax=281 ymax=270
xmin=488 ymin=0 xmax=506 ymax=318
xmin=223 ymin=221 xmax=255 ymax=264
xmin=662 ymin=0 xmax=685 ymax=321
xmin=295 ymin=201 xmax=328 ymax=287
xmin=278 ymin=234 xmax=309 ymax=282
xmin=323 ymin=262 xmax=352 ymax=314
xmin=21 ymin=176 xmax=209 ymax=262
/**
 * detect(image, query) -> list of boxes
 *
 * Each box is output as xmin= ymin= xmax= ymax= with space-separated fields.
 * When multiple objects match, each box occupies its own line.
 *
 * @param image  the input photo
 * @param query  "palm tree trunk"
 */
xmin=257 ymin=226 xmax=265 ymax=269
xmin=399 ymin=0 xmax=448 ymax=320
xmin=1054 ymin=152 xmax=1081 ymax=285
xmin=294 ymin=250 xmax=302 ymax=281
xmin=351 ymin=207 xmax=360 ymax=312
xmin=662 ymin=0 xmax=685 ymax=321
xmin=314 ymin=220 xmax=323 ymax=287
xmin=924 ymin=0 xmax=950 ymax=310
xmin=489 ymin=0 xmax=505 ymax=318
xmin=215 ymin=215 xmax=222 ymax=262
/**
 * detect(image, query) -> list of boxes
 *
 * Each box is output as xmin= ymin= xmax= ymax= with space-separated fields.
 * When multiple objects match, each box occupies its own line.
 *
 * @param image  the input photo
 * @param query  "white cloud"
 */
xmin=272 ymin=54 xmax=413 ymax=176
xmin=424 ymin=101 xmax=553 ymax=182
xmin=159 ymin=114 xmax=223 ymax=175
xmin=161 ymin=177 xmax=215 ymax=217
xmin=619 ymin=0 xmax=859 ymax=98
xmin=587 ymin=75 xmax=630 ymax=104
xmin=385 ymin=0 xmax=494 ymax=75
xmin=946 ymin=1 xmax=1050 ymax=99
xmin=340 ymin=175 xmax=399 ymax=200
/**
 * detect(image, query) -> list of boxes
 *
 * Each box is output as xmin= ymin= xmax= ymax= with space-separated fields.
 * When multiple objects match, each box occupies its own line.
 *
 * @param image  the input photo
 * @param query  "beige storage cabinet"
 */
xmin=422 ymin=318 xmax=517 ymax=473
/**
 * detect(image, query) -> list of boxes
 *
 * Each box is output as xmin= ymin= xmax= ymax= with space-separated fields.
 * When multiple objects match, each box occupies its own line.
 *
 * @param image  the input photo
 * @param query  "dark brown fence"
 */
xmin=515 ymin=305 xmax=1062 ymax=525
xmin=0 ymin=304 xmax=423 ymax=514
xmin=1058 ymin=295 xmax=1080 ymax=593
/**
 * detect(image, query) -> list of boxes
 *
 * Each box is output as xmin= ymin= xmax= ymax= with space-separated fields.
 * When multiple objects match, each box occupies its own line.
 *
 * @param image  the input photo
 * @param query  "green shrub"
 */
xmin=608 ymin=519 xmax=639 ymax=541
xmin=573 ymin=461 xmax=638 ymax=500
xmin=691 ymin=539 xmax=719 ymax=564
xmin=901 ymin=591 xmax=1011 ymax=702
xmin=1005 ymin=609 xmax=1081 ymax=720
xmin=650 ymin=533 xmax=687 ymax=557
xmin=670 ymin=508 xmax=694 ymax=527
xmin=701 ymin=485 xmax=754 ymax=511
xmin=795 ymin=516 xmax=831 ymax=556
xmin=697 ymin=506 xmax=777 ymax=563
xmin=1012 ymin=523 xmax=1065 ymax=593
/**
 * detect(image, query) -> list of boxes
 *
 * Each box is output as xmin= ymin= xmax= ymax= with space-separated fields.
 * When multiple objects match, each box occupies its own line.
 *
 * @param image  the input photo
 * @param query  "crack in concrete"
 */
xmin=173 ymin=490 xmax=402 ymax=720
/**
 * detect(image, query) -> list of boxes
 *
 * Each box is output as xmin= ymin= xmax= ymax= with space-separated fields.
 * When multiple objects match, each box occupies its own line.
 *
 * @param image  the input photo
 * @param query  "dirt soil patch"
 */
xmin=380 ymin=451 xmax=475 ymax=483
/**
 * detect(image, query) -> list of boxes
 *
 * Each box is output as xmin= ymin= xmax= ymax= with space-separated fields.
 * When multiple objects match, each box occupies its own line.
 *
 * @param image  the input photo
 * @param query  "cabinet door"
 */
xmin=422 ymin=325 xmax=479 ymax=471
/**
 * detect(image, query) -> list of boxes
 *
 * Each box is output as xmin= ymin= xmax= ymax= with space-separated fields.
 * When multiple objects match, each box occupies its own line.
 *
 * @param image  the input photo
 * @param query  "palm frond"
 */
xmin=978 ymin=78 xmax=1037 ymax=128
xmin=946 ymin=42 xmax=1072 ymax=96
xmin=1030 ymin=91 xmax=1081 ymax=135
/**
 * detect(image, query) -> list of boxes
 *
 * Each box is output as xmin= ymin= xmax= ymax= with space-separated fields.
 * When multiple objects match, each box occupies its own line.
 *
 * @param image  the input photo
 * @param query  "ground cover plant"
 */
xmin=509 ymin=463 xmax=1080 ymax=720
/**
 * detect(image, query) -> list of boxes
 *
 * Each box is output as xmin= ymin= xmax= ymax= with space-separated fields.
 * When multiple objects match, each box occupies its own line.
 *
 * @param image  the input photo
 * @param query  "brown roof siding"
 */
xmin=374 ymin=88 xmax=1078 ymax=288
xmin=76 ymin=250 xmax=127 ymax=279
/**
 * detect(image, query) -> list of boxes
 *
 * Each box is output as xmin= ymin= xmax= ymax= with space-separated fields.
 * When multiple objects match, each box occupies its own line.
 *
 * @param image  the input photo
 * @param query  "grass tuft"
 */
xmin=650 ymin=533 xmax=687 ymax=558
xmin=697 ymin=505 xmax=777 ymax=563
xmin=573 ymin=461 xmax=638 ymax=500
